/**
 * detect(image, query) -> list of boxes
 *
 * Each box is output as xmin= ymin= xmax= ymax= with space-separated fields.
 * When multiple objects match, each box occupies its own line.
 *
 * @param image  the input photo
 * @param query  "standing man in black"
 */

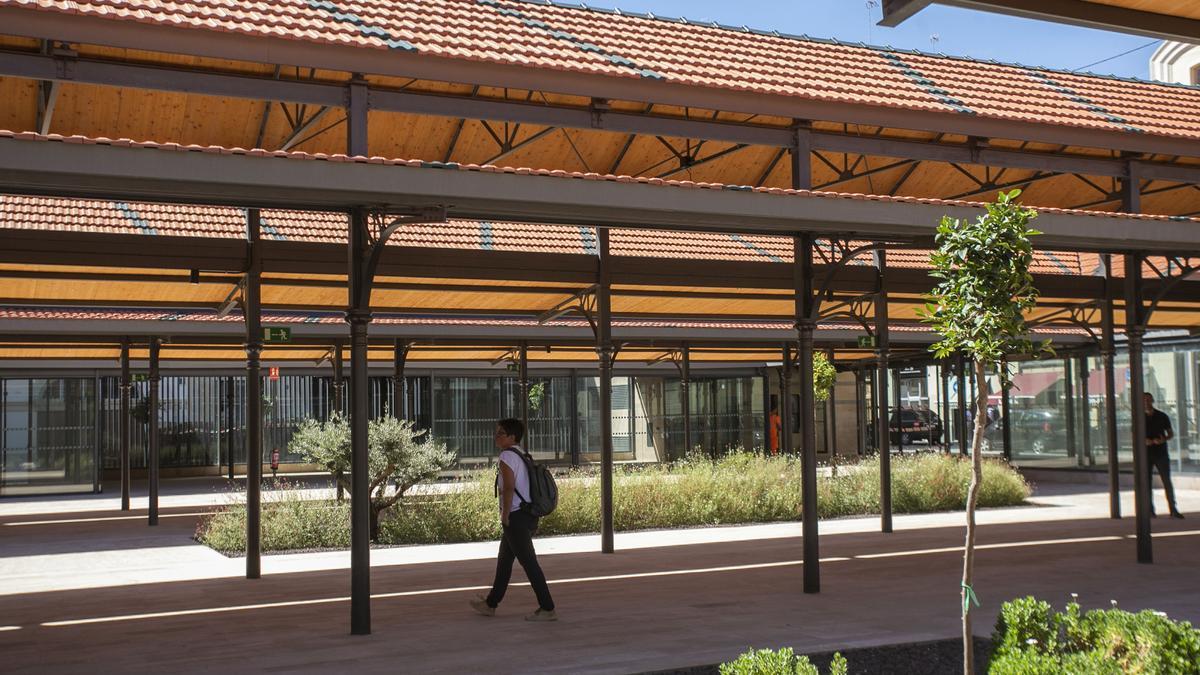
xmin=1144 ymin=393 xmax=1184 ymax=519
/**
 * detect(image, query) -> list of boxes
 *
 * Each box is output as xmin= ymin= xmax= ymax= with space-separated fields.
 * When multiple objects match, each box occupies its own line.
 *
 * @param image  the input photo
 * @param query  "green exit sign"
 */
xmin=857 ymin=335 xmax=876 ymax=348
xmin=263 ymin=327 xmax=292 ymax=344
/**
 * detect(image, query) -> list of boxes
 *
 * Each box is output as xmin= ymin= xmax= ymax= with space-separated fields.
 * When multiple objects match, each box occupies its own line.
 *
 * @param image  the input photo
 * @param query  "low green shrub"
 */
xmin=991 ymin=596 xmax=1200 ymax=674
xmin=196 ymin=480 xmax=350 ymax=553
xmin=201 ymin=452 xmax=1030 ymax=553
xmin=719 ymin=647 xmax=847 ymax=675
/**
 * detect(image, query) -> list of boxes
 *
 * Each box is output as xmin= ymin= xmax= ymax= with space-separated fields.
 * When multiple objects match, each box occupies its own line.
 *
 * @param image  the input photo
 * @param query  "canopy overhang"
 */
xmin=880 ymin=0 xmax=1200 ymax=42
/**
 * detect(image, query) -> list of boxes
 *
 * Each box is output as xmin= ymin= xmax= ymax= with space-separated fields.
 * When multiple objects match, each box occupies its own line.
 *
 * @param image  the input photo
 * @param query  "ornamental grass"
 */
xmin=197 ymin=452 xmax=1030 ymax=554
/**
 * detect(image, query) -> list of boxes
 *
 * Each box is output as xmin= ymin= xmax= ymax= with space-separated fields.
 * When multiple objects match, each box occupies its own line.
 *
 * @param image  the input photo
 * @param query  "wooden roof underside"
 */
xmin=1 ymin=36 xmax=1199 ymax=217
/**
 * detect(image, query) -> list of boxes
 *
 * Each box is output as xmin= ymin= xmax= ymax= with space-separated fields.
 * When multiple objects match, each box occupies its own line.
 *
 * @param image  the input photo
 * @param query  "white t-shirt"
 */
xmin=497 ymin=446 xmax=530 ymax=514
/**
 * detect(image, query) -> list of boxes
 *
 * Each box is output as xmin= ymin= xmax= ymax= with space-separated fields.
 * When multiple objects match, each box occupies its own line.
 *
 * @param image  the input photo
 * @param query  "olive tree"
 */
xmin=289 ymin=414 xmax=454 ymax=540
xmin=921 ymin=189 xmax=1046 ymax=674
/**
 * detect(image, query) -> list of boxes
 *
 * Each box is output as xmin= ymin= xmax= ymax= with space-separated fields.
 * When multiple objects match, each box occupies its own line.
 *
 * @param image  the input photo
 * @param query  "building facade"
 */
xmin=1150 ymin=41 xmax=1200 ymax=85
xmin=4 ymin=340 xmax=1198 ymax=496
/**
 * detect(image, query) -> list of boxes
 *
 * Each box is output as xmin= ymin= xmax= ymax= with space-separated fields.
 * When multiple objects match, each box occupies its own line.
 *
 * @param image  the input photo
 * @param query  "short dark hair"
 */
xmin=497 ymin=418 xmax=525 ymax=443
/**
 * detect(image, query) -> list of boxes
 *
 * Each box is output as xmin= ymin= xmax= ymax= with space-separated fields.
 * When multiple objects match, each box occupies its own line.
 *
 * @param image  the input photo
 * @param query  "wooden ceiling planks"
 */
xmin=2 ymin=59 xmax=1198 ymax=215
xmin=1087 ymin=0 xmax=1200 ymax=20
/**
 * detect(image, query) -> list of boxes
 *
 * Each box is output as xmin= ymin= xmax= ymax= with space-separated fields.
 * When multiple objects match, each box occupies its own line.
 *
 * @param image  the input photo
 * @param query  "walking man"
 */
xmin=1144 ymin=393 xmax=1184 ymax=519
xmin=470 ymin=418 xmax=557 ymax=620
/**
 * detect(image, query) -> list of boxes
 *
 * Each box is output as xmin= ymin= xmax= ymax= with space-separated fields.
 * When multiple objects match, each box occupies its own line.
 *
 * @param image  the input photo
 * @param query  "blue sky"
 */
xmin=603 ymin=1 xmax=1160 ymax=80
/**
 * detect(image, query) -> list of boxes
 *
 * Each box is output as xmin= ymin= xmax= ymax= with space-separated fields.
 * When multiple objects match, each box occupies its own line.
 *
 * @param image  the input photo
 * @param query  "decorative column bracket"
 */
xmin=809 ymin=239 xmax=923 ymax=320
xmin=1026 ymin=299 xmax=1103 ymax=343
xmin=816 ymin=292 xmax=877 ymax=336
xmin=348 ymin=207 xmax=448 ymax=311
xmin=537 ymin=284 xmax=600 ymax=336
xmin=1139 ymin=255 xmax=1200 ymax=328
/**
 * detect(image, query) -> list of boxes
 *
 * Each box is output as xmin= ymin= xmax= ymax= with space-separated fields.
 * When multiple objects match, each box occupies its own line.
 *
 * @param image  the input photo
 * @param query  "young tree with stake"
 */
xmin=921 ymin=190 xmax=1046 ymax=674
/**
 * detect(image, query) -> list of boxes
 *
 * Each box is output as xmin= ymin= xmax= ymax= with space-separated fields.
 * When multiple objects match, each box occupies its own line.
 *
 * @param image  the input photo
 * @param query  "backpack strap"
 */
xmin=498 ymin=447 xmax=534 ymax=507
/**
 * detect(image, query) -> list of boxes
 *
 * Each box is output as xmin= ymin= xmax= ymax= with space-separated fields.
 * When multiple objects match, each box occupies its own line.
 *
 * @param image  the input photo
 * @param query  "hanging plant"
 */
xmin=813 ymin=352 xmax=837 ymax=402
xmin=527 ymin=382 xmax=547 ymax=411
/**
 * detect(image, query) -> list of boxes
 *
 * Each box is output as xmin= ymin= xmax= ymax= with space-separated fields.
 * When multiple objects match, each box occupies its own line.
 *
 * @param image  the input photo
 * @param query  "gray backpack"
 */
xmin=507 ymin=448 xmax=558 ymax=517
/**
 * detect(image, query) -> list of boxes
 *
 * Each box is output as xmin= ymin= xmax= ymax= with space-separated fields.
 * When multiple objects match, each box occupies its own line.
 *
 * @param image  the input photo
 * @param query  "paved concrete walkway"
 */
xmin=1 ymin=482 xmax=1197 ymax=674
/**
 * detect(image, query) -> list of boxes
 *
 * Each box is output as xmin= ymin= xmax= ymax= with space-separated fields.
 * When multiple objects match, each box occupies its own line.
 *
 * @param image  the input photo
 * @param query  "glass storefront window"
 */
xmin=2 ymin=378 xmax=97 ymax=496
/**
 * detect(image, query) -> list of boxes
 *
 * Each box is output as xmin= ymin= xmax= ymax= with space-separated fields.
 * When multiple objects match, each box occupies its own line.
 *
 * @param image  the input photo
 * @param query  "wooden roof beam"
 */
xmin=4 ymin=135 xmax=1200 ymax=254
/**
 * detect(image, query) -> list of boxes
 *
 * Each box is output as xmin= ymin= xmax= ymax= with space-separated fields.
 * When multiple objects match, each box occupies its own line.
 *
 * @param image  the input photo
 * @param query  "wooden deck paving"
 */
xmin=1 ymin=485 xmax=1197 ymax=674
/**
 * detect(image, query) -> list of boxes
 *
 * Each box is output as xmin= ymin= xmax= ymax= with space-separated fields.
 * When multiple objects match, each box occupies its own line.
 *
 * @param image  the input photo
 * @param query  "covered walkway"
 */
xmin=2 ymin=482 xmax=1198 ymax=673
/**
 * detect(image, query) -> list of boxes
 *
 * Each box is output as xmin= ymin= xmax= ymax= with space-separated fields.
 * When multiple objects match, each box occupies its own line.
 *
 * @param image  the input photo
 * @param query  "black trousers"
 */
xmin=486 ymin=509 xmax=554 ymax=611
xmin=1146 ymin=446 xmax=1179 ymax=515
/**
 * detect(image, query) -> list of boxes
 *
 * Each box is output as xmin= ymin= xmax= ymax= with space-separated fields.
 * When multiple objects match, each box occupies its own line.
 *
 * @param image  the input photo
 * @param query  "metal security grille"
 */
xmin=1 ymin=377 xmax=96 ymax=496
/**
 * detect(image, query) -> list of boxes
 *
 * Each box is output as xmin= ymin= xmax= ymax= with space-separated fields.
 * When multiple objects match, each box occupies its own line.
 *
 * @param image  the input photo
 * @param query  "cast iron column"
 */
xmin=681 ymin=343 xmax=692 ymax=456
xmin=1079 ymin=354 xmax=1092 ymax=467
xmin=795 ymin=234 xmax=820 ymax=594
xmin=347 ymin=206 xmax=373 ymax=632
xmin=148 ymin=337 xmax=160 ymax=526
xmin=332 ymin=341 xmax=346 ymax=500
xmin=1064 ymin=357 xmax=1077 ymax=461
xmin=940 ymin=362 xmax=951 ymax=450
xmin=780 ymin=344 xmax=793 ymax=457
xmin=245 ymin=208 xmax=264 ymax=579
xmin=518 ymin=342 xmax=529 ymax=446
xmin=1001 ymin=359 xmax=1012 ymax=462
xmin=225 ymin=376 xmax=235 ymax=481
xmin=597 ymin=228 xmax=615 ymax=554
xmin=855 ymin=368 xmax=867 ymax=456
xmin=761 ymin=369 xmax=771 ymax=457
xmin=826 ymin=349 xmax=838 ymax=457
xmin=119 ymin=338 xmax=131 ymax=511
xmin=393 ymin=339 xmax=408 ymax=420
xmin=569 ymin=370 xmax=581 ymax=467
xmin=333 ymin=342 xmax=345 ymax=415
xmin=874 ymin=250 xmax=892 ymax=533
xmin=345 ymin=73 xmax=374 ymax=635
xmin=957 ymin=354 xmax=968 ymax=455
xmin=1125 ymin=252 xmax=1152 ymax=564
xmin=1174 ymin=352 xmax=1189 ymax=451
xmin=1101 ymin=256 xmax=1120 ymax=518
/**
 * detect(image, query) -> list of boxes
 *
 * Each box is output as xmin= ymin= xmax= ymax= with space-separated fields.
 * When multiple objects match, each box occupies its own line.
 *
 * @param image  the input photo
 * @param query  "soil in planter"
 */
xmin=639 ymin=636 xmax=993 ymax=675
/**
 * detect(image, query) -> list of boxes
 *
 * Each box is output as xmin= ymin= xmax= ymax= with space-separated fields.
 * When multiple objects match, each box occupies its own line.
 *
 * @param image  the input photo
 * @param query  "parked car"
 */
xmin=1009 ymin=408 xmax=1069 ymax=455
xmin=889 ymin=408 xmax=943 ymax=447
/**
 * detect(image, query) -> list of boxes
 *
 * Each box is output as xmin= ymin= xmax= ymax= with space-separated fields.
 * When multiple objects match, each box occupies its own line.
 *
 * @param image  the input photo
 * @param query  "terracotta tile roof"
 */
xmin=0 ymin=306 xmax=863 ymax=332
xmin=0 ymin=306 xmax=1093 ymax=339
xmin=0 ymin=191 xmax=1095 ymax=276
xmin=4 ymin=0 xmax=1200 ymax=142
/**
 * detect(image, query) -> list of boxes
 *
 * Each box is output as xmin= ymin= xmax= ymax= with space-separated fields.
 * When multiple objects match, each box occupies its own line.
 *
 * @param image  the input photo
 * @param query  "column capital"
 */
xmin=344 ymin=309 xmax=374 ymax=326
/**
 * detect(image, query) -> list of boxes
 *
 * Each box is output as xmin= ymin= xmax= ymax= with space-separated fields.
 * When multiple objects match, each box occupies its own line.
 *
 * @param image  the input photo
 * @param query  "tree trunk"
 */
xmin=962 ymin=359 xmax=989 ymax=674
xmin=369 ymin=504 xmax=380 ymax=542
